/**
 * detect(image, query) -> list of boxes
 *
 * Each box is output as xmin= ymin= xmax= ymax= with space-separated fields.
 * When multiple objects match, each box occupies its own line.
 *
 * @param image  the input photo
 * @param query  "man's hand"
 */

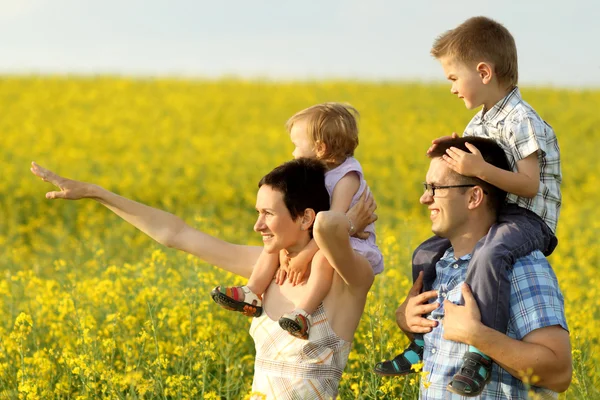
xmin=442 ymin=142 xmax=487 ymax=178
xmin=346 ymin=189 xmax=377 ymax=240
xmin=396 ymin=272 xmax=439 ymax=335
xmin=427 ymin=132 xmax=459 ymax=154
xmin=442 ymin=283 xmax=482 ymax=345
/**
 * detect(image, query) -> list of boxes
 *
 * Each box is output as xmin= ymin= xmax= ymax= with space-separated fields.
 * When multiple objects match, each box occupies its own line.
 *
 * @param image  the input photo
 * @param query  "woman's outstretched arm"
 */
xmin=30 ymin=162 xmax=261 ymax=278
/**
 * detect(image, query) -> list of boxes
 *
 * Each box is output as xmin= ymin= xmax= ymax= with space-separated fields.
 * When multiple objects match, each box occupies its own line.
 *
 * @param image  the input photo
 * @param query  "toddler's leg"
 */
xmin=279 ymin=250 xmax=334 ymax=340
xmin=211 ymin=250 xmax=279 ymax=317
xmin=412 ymin=235 xmax=451 ymax=292
xmin=447 ymin=205 xmax=555 ymax=396
xmin=247 ymin=250 xmax=281 ymax=295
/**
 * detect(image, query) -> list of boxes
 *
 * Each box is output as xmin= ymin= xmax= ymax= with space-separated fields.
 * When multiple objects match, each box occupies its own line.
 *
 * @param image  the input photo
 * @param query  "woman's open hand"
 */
xmin=30 ymin=162 xmax=92 ymax=200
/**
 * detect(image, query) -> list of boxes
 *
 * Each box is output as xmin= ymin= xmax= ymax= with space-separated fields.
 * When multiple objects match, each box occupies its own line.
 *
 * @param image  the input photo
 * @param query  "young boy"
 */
xmin=375 ymin=16 xmax=561 ymax=397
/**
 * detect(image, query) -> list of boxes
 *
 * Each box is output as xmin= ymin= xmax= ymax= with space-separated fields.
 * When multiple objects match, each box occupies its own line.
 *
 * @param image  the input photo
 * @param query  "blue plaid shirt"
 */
xmin=421 ymin=248 xmax=568 ymax=400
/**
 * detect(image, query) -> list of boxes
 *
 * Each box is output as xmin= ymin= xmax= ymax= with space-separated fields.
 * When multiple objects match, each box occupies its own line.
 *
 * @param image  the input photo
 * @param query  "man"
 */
xmin=394 ymin=137 xmax=571 ymax=399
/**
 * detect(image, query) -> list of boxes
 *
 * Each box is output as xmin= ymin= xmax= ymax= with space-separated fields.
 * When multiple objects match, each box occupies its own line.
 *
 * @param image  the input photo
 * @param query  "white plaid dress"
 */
xmin=248 ymin=304 xmax=352 ymax=400
xmin=463 ymin=87 xmax=562 ymax=233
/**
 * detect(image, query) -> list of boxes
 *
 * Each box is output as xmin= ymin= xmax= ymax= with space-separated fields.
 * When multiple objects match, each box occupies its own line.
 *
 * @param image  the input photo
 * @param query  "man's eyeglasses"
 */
xmin=422 ymin=182 xmax=488 ymax=197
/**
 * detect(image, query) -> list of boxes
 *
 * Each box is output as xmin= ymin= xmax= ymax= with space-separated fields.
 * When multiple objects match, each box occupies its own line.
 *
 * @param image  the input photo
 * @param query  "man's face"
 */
xmin=420 ymin=158 xmax=471 ymax=238
xmin=254 ymin=185 xmax=303 ymax=253
xmin=290 ymin=120 xmax=318 ymax=160
xmin=440 ymin=56 xmax=487 ymax=110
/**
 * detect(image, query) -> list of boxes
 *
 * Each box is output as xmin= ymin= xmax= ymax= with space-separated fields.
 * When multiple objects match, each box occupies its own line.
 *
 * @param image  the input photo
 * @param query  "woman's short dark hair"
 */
xmin=259 ymin=158 xmax=330 ymax=220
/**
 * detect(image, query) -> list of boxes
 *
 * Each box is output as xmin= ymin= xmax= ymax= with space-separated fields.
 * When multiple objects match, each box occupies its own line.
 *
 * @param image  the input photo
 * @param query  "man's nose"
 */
xmin=420 ymin=191 xmax=433 ymax=205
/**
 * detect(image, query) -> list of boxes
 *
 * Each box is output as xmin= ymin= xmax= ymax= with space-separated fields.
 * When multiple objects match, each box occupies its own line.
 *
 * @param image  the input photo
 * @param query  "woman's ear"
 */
xmin=476 ymin=62 xmax=493 ymax=85
xmin=301 ymin=208 xmax=317 ymax=230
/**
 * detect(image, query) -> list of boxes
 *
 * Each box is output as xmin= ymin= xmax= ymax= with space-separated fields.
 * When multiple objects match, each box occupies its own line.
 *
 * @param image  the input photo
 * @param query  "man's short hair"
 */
xmin=259 ymin=158 xmax=330 ymax=223
xmin=286 ymin=103 xmax=359 ymax=165
xmin=429 ymin=137 xmax=511 ymax=213
xmin=431 ymin=16 xmax=518 ymax=89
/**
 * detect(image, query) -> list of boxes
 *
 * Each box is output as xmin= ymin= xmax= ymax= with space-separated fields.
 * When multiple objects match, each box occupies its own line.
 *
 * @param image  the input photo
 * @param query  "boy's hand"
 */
xmin=443 ymin=142 xmax=486 ymax=177
xmin=427 ymin=132 xmax=459 ymax=154
xmin=287 ymin=254 xmax=310 ymax=286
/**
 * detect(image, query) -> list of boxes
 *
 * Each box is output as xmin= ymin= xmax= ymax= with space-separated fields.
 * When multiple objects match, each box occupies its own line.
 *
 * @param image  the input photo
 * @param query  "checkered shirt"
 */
xmin=420 ymin=248 xmax=568 ymax=400
xmin=463 ymin=87 xmax=562 ymax=233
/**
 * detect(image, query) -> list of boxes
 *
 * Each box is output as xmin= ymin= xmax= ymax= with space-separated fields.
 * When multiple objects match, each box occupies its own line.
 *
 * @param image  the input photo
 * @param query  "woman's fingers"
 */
xmin=46 ymin=191 xmax=66 ymax=200
xmin=31 ymin=162 xmax=62 ymax=187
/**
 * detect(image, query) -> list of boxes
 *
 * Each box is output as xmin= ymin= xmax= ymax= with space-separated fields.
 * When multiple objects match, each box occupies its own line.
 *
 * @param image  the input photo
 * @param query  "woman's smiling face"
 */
xmin=253 ymin=185 xmax=305 ymax=254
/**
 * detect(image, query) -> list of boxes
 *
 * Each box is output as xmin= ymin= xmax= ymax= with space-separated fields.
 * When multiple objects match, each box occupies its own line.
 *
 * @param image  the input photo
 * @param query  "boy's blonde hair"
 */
xmin=286 ymin=102 xmax=359 ymax=164
xmin=431 ymin=16 xmax=518 ymax=88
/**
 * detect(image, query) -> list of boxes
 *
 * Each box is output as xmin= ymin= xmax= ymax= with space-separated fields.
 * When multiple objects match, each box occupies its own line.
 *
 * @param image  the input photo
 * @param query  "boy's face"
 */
xmin=440 ymin=56 xmax=487 ymax=110
xmin=290 ymin=120 xmax=318 ymax=160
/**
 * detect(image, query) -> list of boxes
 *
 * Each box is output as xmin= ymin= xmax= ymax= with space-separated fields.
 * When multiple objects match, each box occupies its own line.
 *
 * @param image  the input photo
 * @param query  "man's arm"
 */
xmin=443 ymin=284 xmax=572 ymax=392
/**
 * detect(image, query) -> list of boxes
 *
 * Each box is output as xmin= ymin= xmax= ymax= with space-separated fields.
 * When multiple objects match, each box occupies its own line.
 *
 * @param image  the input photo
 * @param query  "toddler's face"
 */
xmin=440 ymin=56 xmax=487 ymax=110
xmin=290 ymin=120 xmax=318 ymax=160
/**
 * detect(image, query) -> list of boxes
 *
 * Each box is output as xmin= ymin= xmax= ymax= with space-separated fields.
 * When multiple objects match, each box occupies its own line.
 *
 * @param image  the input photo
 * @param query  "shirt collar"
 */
xmin=440 ymin=247 xmax=472 ymax=263
xmin=480 ymin=86 xmax=522 ymax=126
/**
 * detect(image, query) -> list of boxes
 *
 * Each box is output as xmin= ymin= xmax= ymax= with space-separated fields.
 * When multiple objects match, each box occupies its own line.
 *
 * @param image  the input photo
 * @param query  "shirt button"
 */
xmin=441 ymin=292 xmax=447 ymax=298
xmin=453 ymin=264 xmax=459 ymax=269
xmin=431 ymin=348 xmax=437 ymax=354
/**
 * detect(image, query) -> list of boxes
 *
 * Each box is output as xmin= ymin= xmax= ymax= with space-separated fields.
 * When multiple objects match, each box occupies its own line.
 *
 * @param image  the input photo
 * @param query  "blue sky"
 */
xmin=1 ymin=0 xmax=598 ymax=87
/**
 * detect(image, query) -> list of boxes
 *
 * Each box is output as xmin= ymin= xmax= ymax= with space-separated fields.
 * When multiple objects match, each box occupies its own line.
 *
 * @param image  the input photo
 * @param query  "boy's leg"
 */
xmin=374 ymin=334 xmax=425 ymax=376
xmin=373 ymin=236 xmax=450 ymax=376
xmin=211 ymin=250 xmax=280 ymax=317
xmin=498 ymin=204 xmax=558 ymax=256
xmin=412 ymin=235 xmax=451 ymax=291
xmin=468 ymin=204 xmax=556 ymax=331
xmin=279 ymin=250 xmax=335 ymax=340
xmin=447 ymin=205 xmax=556 ymax=396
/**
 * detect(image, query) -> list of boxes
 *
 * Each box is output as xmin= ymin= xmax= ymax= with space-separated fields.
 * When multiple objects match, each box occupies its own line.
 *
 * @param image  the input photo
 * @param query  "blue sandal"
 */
xmin=447 ymin=351 xmax=493 ymax=397
xmin=374 ymin=340 xmax=424 ymax=376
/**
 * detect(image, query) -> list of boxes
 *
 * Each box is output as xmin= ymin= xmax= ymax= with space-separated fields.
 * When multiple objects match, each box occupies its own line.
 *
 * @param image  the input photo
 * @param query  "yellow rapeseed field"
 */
xmin=0 ymin=77 xmax=598 ymax=399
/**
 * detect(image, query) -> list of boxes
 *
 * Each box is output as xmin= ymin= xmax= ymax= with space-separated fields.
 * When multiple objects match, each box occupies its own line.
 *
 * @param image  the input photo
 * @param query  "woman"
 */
xmin=31 ymin=158 xmax=377 ymax=399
